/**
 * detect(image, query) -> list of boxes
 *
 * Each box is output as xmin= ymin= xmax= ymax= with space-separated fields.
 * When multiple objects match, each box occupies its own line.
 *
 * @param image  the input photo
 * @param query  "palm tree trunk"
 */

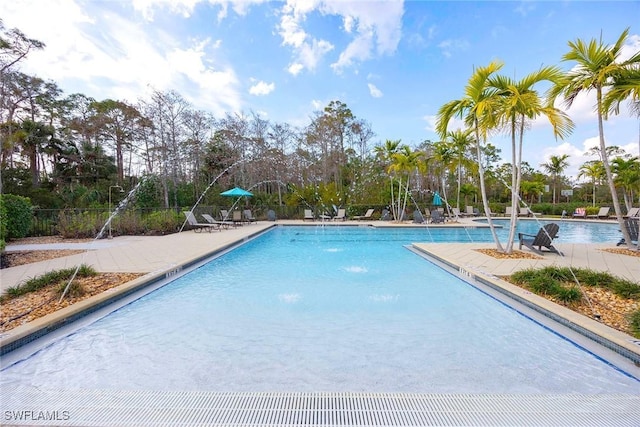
xmin=389 ymin=177 xmax=396 ymax=220
xmin=474 ymin=123 xmax=504 ymax=251
xmin=401 ymin=176 xmax=411 ymax=220
xmin=597 ymin=87 xmax=632 ymax=248
xmin=456 ymin=163 xmax=462 ymax=210
xmin=505 ymin=119 xmax=519 ymax=253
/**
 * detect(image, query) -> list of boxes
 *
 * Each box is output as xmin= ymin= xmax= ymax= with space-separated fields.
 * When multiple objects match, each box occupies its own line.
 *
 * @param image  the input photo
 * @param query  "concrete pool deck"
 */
xmin=2 ymin=218 xmax=638 ymax=292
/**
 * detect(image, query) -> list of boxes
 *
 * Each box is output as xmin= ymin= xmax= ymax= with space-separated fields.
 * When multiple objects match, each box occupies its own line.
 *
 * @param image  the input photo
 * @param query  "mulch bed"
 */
xmin=0 ymin=272 xmax=143 ymax=332
xmin=600 ymin=248 xmax=640 ymax=258
xmin=474 ymin=248 xmax=542 ymax=259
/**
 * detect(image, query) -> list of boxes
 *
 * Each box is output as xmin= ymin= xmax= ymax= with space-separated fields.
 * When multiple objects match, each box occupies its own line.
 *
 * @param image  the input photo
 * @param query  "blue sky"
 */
xmin=2 ymin=0 xmax=639 ymax=180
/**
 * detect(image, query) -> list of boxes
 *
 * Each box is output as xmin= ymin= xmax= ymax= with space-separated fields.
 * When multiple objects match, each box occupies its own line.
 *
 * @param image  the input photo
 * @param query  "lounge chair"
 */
xmin=202 ymin=213 xmax=232 ymax=229
xmin=518 ymin=223 xmax=561 ymax=255
xmin=243 ymin=209 xmax=257 ymax=223
xmin=451 ymin=207 xmax=462 ymax=218
xmin=303 ymin=209 xmax=315 ymax=221
xmin=504 ymin=206 xmax=517 ymax=217
xmin=220 ymin=209 xmax=231 ymax=221
xmin=616 ymin=218 xmax=639 ymax=247
xmin=353 ymin=208 xmax=375 ymax=221
xmin=333 ymin=208 xmax=347 ymax=221
xmin=519 ymin=207 xmax=541 ymax=217
xmin=380 ymin=209 xmax=391 ymax=221
xmin=464 ymin=206 xmax=477 ymax=217
xmin=588 ymin=206 xmax=611 ymax=219
xmin=624 ymin=207 xmax=639 ymax=219
xmin=183 ymin=211 xmax=221 ymax=232
xmin=430 ymin=210 xmax=445 ymax=224
xmin=412 ymin=209 xmax=426 ymax=224
xmin=572 ymin=208 xmax=586 ymax=219
xmin=232 ymin=210 xmax=244 ymax=225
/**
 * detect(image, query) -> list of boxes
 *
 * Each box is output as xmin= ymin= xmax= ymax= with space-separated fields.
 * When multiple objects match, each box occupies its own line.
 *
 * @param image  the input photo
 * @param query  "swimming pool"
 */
xmin=420 ymin=218 xmax=623 ymax=244
xmin=2 ymin=226 xmax=638 ymax=394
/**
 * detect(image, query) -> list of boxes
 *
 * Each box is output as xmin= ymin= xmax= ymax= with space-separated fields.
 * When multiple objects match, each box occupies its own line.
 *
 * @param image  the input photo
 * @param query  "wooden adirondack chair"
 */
xmin=518 ymin=223 xmax=561 ymax=255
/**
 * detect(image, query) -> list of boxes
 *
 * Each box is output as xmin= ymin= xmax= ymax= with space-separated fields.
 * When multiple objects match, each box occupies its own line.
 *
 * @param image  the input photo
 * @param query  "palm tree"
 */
xmin=388 ymin=145 xmax=423 ymax=221
xmin=489 ymin=67 xmax=574 ymax=252
xmin=436 ymin=61 xmax=505 ymax=251
xmin=612 ymin=156 xmax=640 ymax=211
xmin=550 ymin=28 xmax=640 ymax=248
xmin=429 ymin=138 xmax=455 ymax=211
xmin=443 ymin=129 xmax=475 ymax=210
xmin=541 ymin=154 xmax=570 ymax=204
xmin=374 ymin=139 xmax=402 ymax=218
xmin=577 ymin=160 xmax=605 ymax=207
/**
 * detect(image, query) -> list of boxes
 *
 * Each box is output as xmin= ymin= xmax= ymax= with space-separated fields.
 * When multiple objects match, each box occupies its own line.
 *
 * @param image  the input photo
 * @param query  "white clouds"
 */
xmin=332 ymin=31 xmax=373 ymax=72
xmin=278 ymin=2 xmax=335 ymax=74
xmin=249 ymin=80 xmax=275 ymax=96
xmin=131 ymin=0 xmax=266 ymax=21
xmin=514 ymin=0 xmax=536 ymax=17
xmin=368 ymin=83 xmax=383 ymax=98
xmin=0 ymin=0 xmax=242 ymax=115
xmin=437 ymin=38 xmax=470 ymax=58
xmin=287 ymin=63 xmax=304 ymax=75
xmin=619 ymin=33 xmax=640 ymax=61
xmin=132 ymin=0 xmax=199 ymax=20
xmin=299 ymin=39 xmax=335 ymax=72
xmin=278 ymin=0 xmax=404 ymax=75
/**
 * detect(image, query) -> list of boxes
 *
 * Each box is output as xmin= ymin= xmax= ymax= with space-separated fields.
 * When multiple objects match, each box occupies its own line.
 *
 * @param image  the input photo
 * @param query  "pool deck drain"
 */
xmin=3 ymin=391 xmax=640 ymax=426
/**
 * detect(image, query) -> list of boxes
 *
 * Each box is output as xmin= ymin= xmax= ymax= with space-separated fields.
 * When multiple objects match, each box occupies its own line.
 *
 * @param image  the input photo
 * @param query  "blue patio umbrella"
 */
xmin=432 ymin=191 xmax=442 ymax=206
xmin=220 ymin=187 xmax=253 ymax=197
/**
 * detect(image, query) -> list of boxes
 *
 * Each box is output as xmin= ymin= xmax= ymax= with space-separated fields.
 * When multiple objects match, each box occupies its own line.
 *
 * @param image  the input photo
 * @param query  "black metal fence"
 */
xmin=29 ymin=205 xmax=304 ymax=237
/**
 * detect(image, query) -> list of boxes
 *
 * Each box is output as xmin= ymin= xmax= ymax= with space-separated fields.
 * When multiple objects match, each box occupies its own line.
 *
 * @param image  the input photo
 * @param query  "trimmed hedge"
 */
xmin=2 ymin=194 xmax=33 ymax=240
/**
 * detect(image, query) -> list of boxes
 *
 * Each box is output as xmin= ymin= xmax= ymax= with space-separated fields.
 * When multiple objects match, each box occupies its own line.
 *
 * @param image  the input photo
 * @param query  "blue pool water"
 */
xmin=1 ymin=226 xmax=638 ymax=393
xmin=427 ymin=218 xmax=623 ymax=244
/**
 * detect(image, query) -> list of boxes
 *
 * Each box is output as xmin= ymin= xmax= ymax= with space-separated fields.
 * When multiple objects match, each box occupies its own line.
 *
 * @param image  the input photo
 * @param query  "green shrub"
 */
xmin=538 ymin=266 xmax=574 ymax=282
xmin=0 ymin=194 xmax=7 ymax=243
xmin=555 ymin=286 xmax=582 ymax=304
xmin=609 ymin=280 xmax=640 ymax=299
xmin=509 ymin=268 xmax=536 ymax=284
xmin=527 ymin=275 xmax=562 ymax=295
xmin=56 ymin=210 xmax=108 ymax=238
xmin=2 ymin=194 xmax=33 ymax=239
xmin=574 ymin=269 xmax=617 ymax=288
xmin=144 ymin=210 xmax=182 ymax=234
xmin=56 ymin=280 xmax=86 ymax=298
xmin=110 ymin=210 xmax=145 ymax=236
xmin=629 ymin=309 xmax=640 ymax=338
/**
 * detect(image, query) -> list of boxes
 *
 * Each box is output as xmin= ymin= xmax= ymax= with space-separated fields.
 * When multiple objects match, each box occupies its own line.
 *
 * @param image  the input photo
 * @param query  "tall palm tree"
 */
xmin=489 ymin=67 xmax=574 ymax=252
xmin=578 ymin=160 xmax=605 ymax=207
xmin=550 ymin=28 xmax=640 ymax=248
xmin=443 ymin=129 xmax=475 ymax=210
xmin=541 ymin=154 xmax=570 ymax=204
xmin=374 ymin=139 xmax=402 ymax=218
xmin=436 ymin=61 xmax=505 ymax=251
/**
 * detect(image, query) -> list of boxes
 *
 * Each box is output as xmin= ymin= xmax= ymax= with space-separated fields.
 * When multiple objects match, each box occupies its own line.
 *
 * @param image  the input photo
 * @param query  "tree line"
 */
xmin=1 ymin=20 xmax=639 ymax=249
